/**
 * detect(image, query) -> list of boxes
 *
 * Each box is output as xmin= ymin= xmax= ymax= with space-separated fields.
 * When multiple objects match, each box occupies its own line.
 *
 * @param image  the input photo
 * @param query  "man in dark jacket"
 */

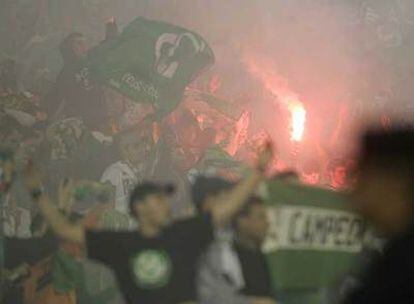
xmin=44 ymin=33 xmax=107 ymax=130
xmin=345 ymin=128 xmax=414 ymax=304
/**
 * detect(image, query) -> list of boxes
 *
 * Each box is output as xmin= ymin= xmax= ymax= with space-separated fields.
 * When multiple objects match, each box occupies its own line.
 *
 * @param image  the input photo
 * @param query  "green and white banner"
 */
xmin=264 ymin=205 xmax=365 ymax=253
xmin=261 ymin=180 xmax=371 ymax=291
xmin=88 ymin=17 xmax=215 ymax=117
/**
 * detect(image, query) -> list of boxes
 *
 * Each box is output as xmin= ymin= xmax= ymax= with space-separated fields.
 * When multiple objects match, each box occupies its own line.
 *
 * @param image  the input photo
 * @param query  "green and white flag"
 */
xmin=89 ymin=17 xmax=215 ymax=117
xmin=262 ymin=180 xmax=370 ymax=292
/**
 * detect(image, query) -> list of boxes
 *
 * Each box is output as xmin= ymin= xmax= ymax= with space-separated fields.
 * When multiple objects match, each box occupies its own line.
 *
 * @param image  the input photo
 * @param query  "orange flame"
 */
xmin=286 ymin=97 xmax=306 ymax=141
xmin=244 ymin=54 xmax=307 ymax=142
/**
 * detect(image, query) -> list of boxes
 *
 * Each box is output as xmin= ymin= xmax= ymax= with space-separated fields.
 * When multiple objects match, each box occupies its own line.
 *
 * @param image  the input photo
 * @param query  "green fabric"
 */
xmin=262 ymin=180 xmax=367 ymax=292
xmin=52 ymin=249 xmax=118 ymax=304
xmin=277 ymin=289 xmax=326 ymax=304
xmin=52 ymin=249 xmax=83 ymax=293
xmin=200 ymin=146 xmax=242 ymax=169
xmin=88 ymin=17 xmax=215 ymax=117
xmin=102 ymin=209 xmax=131 ymax=230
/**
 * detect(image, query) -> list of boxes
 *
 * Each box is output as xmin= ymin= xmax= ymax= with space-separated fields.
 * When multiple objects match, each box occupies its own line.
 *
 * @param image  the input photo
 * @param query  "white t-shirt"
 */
xmin=3 ymin=206 xmax=32 ymax=238
xmin=101 ymin=161 xmax=142 ymax=214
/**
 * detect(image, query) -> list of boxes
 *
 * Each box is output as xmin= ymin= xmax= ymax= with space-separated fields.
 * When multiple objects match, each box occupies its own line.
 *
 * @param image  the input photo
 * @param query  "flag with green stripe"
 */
xmin=262 ymin=180 xmax=370 ymax=303
xmin=88 ymin=17 xmax=215 ymax=117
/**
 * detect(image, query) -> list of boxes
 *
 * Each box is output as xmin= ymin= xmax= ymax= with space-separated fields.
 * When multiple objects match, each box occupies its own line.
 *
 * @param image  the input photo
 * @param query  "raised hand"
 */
xmin=256 ymin=141 xmax=274 ymax=173
xmin=58 ymin=179 xmax=74 ymax=213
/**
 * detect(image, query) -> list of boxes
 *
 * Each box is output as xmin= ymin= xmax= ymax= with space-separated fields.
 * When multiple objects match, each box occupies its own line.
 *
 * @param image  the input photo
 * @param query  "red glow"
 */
xmin=287 ymin=97 xmax=306 ymax=142
xmin=244 ymin=55 xmax=307 ymax=142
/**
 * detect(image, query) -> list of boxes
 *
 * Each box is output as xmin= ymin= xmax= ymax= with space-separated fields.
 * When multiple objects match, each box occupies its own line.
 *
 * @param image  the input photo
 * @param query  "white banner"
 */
xmin=263 ymin=205 xmax=367 ymax=253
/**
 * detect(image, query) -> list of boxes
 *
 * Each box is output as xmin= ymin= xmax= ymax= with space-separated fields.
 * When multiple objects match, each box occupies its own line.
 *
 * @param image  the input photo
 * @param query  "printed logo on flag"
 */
xmin=154 ymin=32 xmax=208 ymax=79
xmin=88 ymin=17 xmax=215 ymax=116
xmin=111 ymin=74 xmax=159 ymax=102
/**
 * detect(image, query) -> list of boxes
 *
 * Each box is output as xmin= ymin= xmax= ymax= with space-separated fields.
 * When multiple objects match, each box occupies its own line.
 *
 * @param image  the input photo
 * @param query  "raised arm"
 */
xmin=24 ymin=163 xmax=85 ymax=244
xmin=210 ymin=143 xmax=273 ymax=227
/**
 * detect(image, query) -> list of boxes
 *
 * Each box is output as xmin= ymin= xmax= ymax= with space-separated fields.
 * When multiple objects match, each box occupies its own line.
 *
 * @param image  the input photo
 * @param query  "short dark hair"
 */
xmin=359 ymin=128 xmax=414 ymax=172
xmin=191 ymin=176 xmax=234 ymax=213
xmin=359 ymin=128 xmax=414 ymax=199
xmin=129 ymin=182 xmax=175 ymax=217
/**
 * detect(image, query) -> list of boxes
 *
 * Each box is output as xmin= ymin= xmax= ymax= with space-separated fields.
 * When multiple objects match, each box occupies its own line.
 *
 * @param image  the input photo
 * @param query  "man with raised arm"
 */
xmin=24 ymin=144 xmax=273 ymax=304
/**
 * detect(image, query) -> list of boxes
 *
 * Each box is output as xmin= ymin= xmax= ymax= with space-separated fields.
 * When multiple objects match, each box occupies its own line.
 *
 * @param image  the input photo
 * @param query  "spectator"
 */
xmin=2 ymin=195 xmax=31 ymax=238
xmin=3 ymin=227 xmax=58 ymax=304
xmin=198 ymin=195 xmax=276 ymax=304
xmin=165 ymin=109 xmax=204 ymax=172
xmin=23 ymin=143 xmax=273 ymax=304
xmin=66 ymin=180 xmax=127 ymax=304
xmin=43 ymin=33 xmax=107 ymax=130
xmin=0 ymin=147 xmax=31 ymax=238
xmin=345 ymin=128 xmax=414 ymax=303
xmin=101 ymin=125 xmax=155 ymax=215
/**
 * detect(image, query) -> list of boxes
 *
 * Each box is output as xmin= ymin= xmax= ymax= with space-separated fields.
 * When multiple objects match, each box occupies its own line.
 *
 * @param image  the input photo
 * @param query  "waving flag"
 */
xmin=262 ymin=180 xmax=372 ymax=303
xmin=89 ymin=17 xmax=215 ymax=117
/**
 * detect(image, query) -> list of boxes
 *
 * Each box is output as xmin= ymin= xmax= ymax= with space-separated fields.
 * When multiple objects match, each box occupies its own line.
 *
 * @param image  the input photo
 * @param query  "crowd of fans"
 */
xmin=0 ymin=23 xmax=359 ymax=304
xmin=2 ymin=9 xmax=409 ymax=304
xmin=0 ymin=20 xmax=358 ymax=237
xmin=0 ymin=22 xmax=278 ymax=304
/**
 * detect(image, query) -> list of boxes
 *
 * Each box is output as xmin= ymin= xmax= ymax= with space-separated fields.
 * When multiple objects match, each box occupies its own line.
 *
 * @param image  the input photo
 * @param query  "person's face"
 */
xmin=71 ymin=36 xmax=88 ymax=58
xmin=137 ymin=194 xmax=172 ymax=229
xmin=352 ymin=167 xmax=413 ymax=236
xmin=202 ymin=190 xmax=230 ymax=213
xmin=238 ymin=204 xmax=270 ymax=245
xmin=332 ymin=166 xmax=347 ymax=186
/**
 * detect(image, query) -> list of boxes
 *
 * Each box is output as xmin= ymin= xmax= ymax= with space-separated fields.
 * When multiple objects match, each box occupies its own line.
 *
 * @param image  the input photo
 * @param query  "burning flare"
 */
xmin=244 ymin=55 xmax=307 ymax=142
xmin=286 ymin=97 xmax=306 ymax=142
